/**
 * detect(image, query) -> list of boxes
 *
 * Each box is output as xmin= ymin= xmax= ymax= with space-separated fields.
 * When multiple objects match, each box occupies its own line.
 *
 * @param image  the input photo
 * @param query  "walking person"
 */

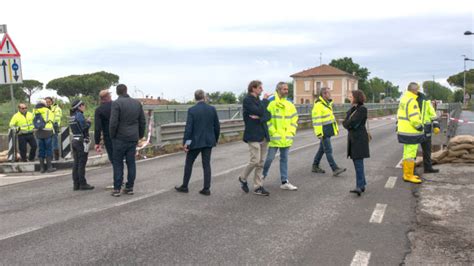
xmin=342 ymin=90 xmax=370 ymax=196
xmin=311 ymin=87 xmax=346 ymax=176
xmin=69 ymin=100 xmax=94 ymax=191
xmin=417 ymin=92 xmax=440 ymax=173
xmin=9 ymin=103 xmax=37 ymax=162
xmin=33 ymin=100 xmax=56 ymax=173
xmin=175 ymin=90 xmax=220 ymax=196
xmin=262 ymin=82 xmax=299 ymax=192
xmin=94 ymin=89 xmax=114 ymax=163
xmin=45 ymin=97 xmax=62 ymax=161
xmin=238 ymin=80 xmax=271 ymax=195
xmin=109 ymin=84 xmax=146 ymax=197
xmin=397 ymin=82 xmax=424 ymax=184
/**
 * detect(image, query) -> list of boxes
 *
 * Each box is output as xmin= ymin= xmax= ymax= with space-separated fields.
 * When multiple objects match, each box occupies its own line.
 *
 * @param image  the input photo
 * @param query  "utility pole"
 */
xmin=319 ymin=53 xmax=322 ymax=66
xmin=462 ymin=55 xmax=467 ymax=106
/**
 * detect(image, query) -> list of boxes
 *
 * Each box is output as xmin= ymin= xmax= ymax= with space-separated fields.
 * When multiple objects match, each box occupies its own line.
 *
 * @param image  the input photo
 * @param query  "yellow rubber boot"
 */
xmin=403 ymin=160 xmax=422 ymax=184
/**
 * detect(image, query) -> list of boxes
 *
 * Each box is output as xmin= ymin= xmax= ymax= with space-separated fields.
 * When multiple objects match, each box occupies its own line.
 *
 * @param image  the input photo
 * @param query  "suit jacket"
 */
xmin=109 ymin=94 xmax=146 ymax=142
xmin=183 ymin=101 xmax=220 ymax=150
xmin=94 ymin=101 xmax=112 ymax=145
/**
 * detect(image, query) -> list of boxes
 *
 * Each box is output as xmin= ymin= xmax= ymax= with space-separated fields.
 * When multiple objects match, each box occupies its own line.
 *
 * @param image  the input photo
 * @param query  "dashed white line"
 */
xmin=369 ymin=203 xmax=387 ymax=224
xmin=384 ymin=176 xmax=397 ymax=189
xmin=350 ymin=250 xmax=371 ymax=266
xmin=395 ymin=158 xmax=403 ymax=168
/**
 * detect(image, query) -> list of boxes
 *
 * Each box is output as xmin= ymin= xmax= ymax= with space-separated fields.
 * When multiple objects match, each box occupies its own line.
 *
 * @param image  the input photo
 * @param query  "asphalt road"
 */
xmin=0 ymin=119 xmax=416 ymax=265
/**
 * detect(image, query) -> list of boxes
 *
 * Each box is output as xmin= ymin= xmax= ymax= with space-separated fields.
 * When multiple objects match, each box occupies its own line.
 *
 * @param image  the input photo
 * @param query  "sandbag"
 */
xmin=470 ymin=149 xmax=474 ymax=154
xmin=438 ymin=157 xmax=455 ymax=164
xmin=448 ymin=135 xmax=474 ymax=146
xmin=461 ymin=153 xmax=474 ymax=160
xmin=431 ymin=149 xmax=448 ymax=161
xmin=451 ymin=159 xmax=474 ymax=163
xmin=0 ymin=150 xmax=8 ymax=156
xmin=448 ymin=149 xmax=469 ymax=158
xmin=450 ymin=143 xmax=474 ymax=151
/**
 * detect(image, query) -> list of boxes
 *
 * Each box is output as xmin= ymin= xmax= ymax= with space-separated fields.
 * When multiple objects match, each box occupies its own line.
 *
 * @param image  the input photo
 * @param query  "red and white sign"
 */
xmin=0 ymin=33 xmax=21 ymax=57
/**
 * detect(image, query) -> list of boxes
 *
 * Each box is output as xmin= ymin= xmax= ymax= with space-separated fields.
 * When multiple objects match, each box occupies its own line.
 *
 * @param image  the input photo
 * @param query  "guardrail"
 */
xmin=155 ymin=107 xmax=398 ymax=145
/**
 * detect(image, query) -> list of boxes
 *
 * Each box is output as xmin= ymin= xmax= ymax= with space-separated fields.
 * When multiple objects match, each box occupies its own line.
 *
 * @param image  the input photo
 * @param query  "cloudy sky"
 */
xmin=2 ymin=0 xmax=473 ymax=101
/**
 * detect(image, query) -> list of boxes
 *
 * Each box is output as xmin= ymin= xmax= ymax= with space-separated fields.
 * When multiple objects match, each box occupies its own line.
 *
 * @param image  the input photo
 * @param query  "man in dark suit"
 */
xmin=175 ymin=90 xmax=220 ymax=196
xmin=94 ymin=89 xmax=113 ymax=163
xmin=109 ymin=84 xmax=146 ymax=197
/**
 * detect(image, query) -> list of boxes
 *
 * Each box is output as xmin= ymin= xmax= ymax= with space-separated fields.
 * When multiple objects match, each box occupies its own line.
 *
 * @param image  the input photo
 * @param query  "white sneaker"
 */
xmin=280 ymin=182 xmax=298 ymax=191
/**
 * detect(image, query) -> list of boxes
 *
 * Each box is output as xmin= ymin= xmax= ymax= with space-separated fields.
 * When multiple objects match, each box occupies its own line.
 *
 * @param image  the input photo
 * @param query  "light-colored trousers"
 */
xmin=240 ymin=141 xmax=268 ymax=188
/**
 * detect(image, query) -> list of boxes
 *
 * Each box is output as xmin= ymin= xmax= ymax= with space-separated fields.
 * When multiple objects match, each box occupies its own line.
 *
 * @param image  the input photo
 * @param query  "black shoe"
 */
xmin=254 ymin=186 xmax=270 ymax=196
xmin=79 ymin=184 xmax=95 ymax=190
xmin=361 ymin=187 xmax=366 ymax=193
xmin=312 ymin=165 xmax=326 ymax=173
xmin=199 ymin=189 xmax=211 ymax=196
xmin=39 ymin=158 xmax=46 ymax=173
xmin=350 ymin=188 xmax=362 ymax=196
xmin=174 ymin=186 xmax=189 ymax=193
xmin=46 ymin=157 xmax=57 ymax=173
xmin=111 ymin=190 xmax=121 ymax=197
xmin=73 ymin=185 xmax=80 ymax=191
xmin=424 ymin=168 xmax=439 ymax=173
xmin=123 ymin=188 xmax=134 ymax=195
xmin=333 ymin=167 xmax=346 ymax=177
xmin=238 ymin=177 xmax=249 ymax=193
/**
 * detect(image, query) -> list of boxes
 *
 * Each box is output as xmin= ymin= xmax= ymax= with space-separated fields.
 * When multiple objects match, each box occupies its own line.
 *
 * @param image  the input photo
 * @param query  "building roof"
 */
xmin=290 ymin=64 xmax=358 ymax=79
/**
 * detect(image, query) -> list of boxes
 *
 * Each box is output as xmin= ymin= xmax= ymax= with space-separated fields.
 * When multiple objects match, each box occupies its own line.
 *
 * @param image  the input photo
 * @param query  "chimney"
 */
xmin=158 ymin=96 xmax=161 ymax=100
xmin=145 ymin=95 xmax=148 ymax=99
xmin=352 ymin=72 xmax=356 ymax=76
xmin=150 ymin=96 xmax=154 ymax=99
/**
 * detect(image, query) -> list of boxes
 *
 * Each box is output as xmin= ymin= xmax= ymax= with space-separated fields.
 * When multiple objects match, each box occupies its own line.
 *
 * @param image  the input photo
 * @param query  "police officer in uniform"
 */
xmin=9 ymin=103 xmax=37 ymax=162
xmin=69 ymin=100 xmax=94 ymax=191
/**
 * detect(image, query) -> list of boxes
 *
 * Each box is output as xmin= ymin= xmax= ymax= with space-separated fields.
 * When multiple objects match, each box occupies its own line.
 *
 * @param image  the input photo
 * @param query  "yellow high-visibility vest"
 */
xmin=312 ymin=96 xmax=339 ymax=137
xmin=9 ymin=111 xmax=35 ymax=134
xmin=397 ymin=91 xmax=424 ymax=144
xmin=267 ymin=94 xmax=298 ymax=147
xmin=50 ymin=104 xmax=62 ymax=125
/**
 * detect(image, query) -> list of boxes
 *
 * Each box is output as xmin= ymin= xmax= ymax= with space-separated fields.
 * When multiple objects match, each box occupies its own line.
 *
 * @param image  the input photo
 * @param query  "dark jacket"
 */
xmin=109 ymin=94 xmax=146 ymax=142
xmin=94 ymin=101 xmax=112 ymax=145
xmin=242 ymin=94 xmax=271 ymax=142
xmin=342 ymin=105 xmax=370 ymax=160
xmin=70 ymin=111 xmax=91 ymax=139
xmin=183 ymin=101 xmax=220 ymax=150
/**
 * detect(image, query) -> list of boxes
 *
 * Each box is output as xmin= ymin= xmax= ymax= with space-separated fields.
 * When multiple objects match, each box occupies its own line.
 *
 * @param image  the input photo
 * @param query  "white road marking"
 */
xmin=0 ymin=189 xmax=167 ymax=241
xmin=350 ymin=250 xmax=371 ymax=266
xmin=395 ymin=158 xmax=403 ymax=168
xmin=369 ymin=203 xmax=387 ymax=224
xmin=385 ymin=176 xmax=397 ymax=189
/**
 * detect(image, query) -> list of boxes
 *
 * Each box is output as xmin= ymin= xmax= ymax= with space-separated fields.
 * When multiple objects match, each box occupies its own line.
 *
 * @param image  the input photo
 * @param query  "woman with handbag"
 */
xmin=342 ymin=90 xmax=370 ymax=196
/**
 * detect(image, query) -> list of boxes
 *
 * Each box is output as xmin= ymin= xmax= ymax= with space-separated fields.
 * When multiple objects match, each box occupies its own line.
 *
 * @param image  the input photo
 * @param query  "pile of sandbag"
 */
xmin=0 ymin=150 xmax=19 ymax=163
xmin=432 ymin=135 xmax=474 ymax=164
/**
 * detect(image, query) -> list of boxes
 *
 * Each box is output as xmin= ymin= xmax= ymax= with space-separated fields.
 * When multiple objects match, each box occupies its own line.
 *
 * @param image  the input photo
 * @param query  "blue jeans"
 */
xmin=313 ymin=136 xmax=338 ymax=171
xmin=353 ymin=159 xmax=366 ymax=189
xmin=52 ymin=133 xmax=59 ymax=150
xmin=112 ymin=139 xmax=137 ymax=190
xmin=37 ymin=137 xmax=53 ymax=158
xmin=263 ymin=147 xmax=289 ymax=183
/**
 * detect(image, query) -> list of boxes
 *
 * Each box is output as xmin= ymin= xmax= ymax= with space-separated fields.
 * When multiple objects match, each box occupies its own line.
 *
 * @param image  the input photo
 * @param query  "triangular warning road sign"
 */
xmin=0 ymin=33 xmax=21 ymax=57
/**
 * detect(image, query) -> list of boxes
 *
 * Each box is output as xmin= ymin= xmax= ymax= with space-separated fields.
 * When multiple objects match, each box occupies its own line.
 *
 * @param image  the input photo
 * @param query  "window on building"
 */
xmin=327 ymin=80 xmax=334 ymax=90
xmin=300 ymin=98 xmax=304 ymax=104
xmin=304 ymin=81 xmax=310 ymax=91
xmin=305 ymin=99 xmax=310 ymax=104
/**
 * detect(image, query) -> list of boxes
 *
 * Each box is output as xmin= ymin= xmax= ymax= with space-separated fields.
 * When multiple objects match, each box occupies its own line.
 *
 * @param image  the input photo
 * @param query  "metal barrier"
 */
xmin=7 ymin=128 xmax=16 ymax=162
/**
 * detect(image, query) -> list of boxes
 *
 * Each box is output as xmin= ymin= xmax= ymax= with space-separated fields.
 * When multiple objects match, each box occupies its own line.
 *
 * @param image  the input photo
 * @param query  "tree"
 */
xmin=422 ymin=81 xmax=453 ymax=101
xmin=219 ymin=92 xmax=237 ymax=104
xmin=47 ymin=71 xmax=119 ymax=98
xmin=330 ymin=57 xmax=371 ymax=100
xmin=450 ymin=89 xmax=464 ymax=103
xmin=0 ymin=84 xmax=28 ymax=103
xmin=367 ymin=77 xmax=401 ymax=102
xmin=447 ymin=69 xmax=474 ymax=97
xmin=286 ymin=82 xmax=294 ymax=100
xmin=18 ymin=80 xmax=43 ymax=104
xmin=207 ymin=91 xmax=221 ymax=104
xmin=238 ymin=91 xmax=247 ymax=103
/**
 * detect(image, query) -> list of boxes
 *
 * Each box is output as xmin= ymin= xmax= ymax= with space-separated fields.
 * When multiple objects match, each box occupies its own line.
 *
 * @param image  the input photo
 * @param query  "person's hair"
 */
xmin=275 ymin=82 xmax=287 ymax=91
xmin=116 ymin=84 xmax=127 ymax=96
xmin=18 ymin=103 xmax=26 ymax=108
xmin=99 ymin=89 xmax=111 ymax=100
xmin=195 ymin=89 xmax=205 ymax=101
xmin=407 ymin=82 xmax=419 ymax=92
xmin=45 ymin=97 xmax=53 ymax=102
xmin=319 ymin=87 xmax=330 ymax=97
xmin=247 ymin=80 xmax=262 ymax=94
xmin=351 ymin=90 xmax=366 ymax=105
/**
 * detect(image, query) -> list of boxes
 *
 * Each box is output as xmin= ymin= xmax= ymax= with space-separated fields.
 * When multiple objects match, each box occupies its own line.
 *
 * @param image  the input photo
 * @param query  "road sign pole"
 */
xmin=10 ymin=84 xmax=16 ymax=114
